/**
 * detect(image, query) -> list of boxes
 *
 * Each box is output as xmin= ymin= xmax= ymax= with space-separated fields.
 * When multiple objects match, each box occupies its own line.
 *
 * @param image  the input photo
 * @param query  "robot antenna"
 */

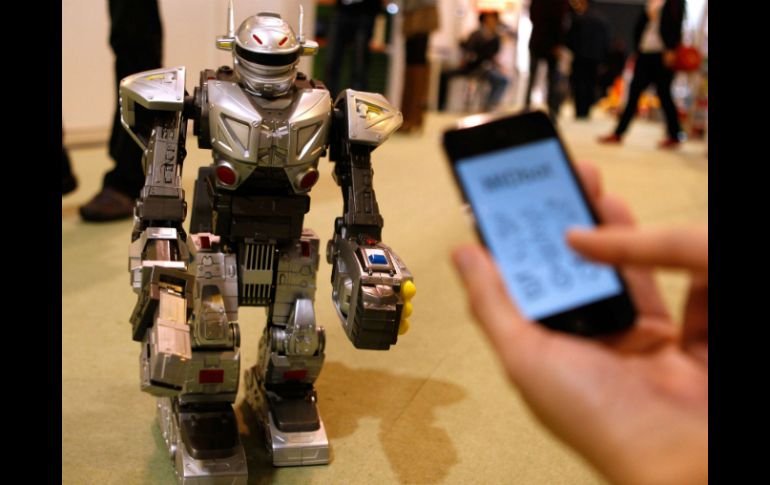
xmin=298 ymin=4 xmax=305 ymax=44
xmin=215 ymin=0 xmax=236 ymax=50
xmin=227 ymin=0 xmax=234 ymax=37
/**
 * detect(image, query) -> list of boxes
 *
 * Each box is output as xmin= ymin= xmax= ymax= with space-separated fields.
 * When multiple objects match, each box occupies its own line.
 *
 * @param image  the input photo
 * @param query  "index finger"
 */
xmin=567 ymin=226 xmax=708 ymax=272
xmin=451 ymin=243 xmax=543 ymax=369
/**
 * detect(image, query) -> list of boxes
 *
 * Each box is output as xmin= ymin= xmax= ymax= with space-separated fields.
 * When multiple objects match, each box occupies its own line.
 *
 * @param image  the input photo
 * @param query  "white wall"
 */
xmin=62 ymin=0 xmax=112 ymax=137
xmin=62 ymin=0 xmax=316 ymax=142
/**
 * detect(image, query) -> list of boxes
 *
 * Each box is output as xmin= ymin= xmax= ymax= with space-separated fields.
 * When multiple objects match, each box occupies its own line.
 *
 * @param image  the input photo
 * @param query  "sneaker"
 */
xmin=598 ymin=133 xmax=622 ymax=144
xmin=658 ymin=138 xmax=681 ymax=149
xmin=79 ymin=187 xmax=135 ymax=222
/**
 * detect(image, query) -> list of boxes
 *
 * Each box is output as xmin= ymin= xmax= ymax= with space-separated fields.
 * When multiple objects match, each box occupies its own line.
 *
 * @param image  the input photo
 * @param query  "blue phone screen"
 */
xmin=456 ymin=138 xmax=623 ymax=321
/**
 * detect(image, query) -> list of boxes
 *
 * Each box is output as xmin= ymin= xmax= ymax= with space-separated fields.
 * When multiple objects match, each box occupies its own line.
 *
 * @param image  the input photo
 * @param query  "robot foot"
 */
xmin=244 ymin=367 xmax=330 ymax=466
xmin=157 ymin=398 xmax=248 ymax=484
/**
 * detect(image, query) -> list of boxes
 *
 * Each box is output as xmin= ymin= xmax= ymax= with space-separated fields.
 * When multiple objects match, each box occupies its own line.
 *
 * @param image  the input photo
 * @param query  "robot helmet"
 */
xmin=233 ymin=13 xmax=301 ymax=97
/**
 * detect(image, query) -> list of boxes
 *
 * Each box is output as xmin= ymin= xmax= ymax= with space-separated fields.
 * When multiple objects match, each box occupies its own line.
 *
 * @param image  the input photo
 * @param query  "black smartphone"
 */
xmin=443 ymin=110 xmax=636 ymax=336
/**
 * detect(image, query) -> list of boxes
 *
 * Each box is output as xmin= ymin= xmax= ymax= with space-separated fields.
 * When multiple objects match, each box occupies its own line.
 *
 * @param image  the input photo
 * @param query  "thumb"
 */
xmin=452 ymin=244 xmax=539 ymax=365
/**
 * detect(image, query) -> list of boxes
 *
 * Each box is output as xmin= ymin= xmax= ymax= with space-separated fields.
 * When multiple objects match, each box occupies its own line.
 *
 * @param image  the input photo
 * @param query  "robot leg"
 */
xmin=158 ymin=234 xmax=248 ymax=484
xmin=244 ymin=229 xmax=330 ymax=466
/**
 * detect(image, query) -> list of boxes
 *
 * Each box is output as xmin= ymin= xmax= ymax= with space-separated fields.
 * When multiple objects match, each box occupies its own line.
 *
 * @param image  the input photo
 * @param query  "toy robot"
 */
xmin=120 ymin=3 xmax=415 ymax=483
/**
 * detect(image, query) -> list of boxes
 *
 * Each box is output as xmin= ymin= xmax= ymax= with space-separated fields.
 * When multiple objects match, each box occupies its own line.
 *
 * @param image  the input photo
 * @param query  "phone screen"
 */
xmin=456 ymin=137 xmax=624 ymax=321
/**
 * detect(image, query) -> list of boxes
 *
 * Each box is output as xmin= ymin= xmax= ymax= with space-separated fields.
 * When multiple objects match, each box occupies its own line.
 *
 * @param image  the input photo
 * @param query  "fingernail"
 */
xmin=566 ymin=226 xmax=591 ymax=240
xmin=566 ymin=224 xmax=592 ymax=234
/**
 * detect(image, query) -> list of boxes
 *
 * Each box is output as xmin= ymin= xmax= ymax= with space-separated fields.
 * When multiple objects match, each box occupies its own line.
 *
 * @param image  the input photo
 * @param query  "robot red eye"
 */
xmin=299 ymin=170 xmax=319 ymax=189
xmin=216 ymin=165 xmax=237 ymax=185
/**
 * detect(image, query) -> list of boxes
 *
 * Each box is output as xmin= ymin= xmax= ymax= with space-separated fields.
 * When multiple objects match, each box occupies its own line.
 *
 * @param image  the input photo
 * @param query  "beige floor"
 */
xmin=62 ymin=108 xmax=707 ymax=485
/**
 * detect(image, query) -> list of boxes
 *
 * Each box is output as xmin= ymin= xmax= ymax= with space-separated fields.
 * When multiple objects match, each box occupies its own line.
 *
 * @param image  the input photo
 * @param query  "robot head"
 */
xmin=216 ymin=3 xmax=318 ymax=98
xmin=231 ymin=13 xmax=301 ymax=97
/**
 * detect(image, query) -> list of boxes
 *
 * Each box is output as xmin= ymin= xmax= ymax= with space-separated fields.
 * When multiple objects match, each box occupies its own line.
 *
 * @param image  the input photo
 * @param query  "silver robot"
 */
xmin=120 ymin=3 xmax=416 ymax=483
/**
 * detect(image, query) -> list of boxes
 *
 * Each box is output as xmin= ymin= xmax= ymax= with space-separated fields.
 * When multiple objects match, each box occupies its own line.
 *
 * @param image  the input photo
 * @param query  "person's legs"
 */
xmin=323 ymin=9 xmax=350 ymax=98
xmin=104 ymin=0 xmax=162 ymax=198
xmin=524 ymin=53 xmax=540 ymax=109
xmin=584 ymin=59 xmax=600 ymax=115
xmin=350 ymin=12 xmax=377 ymax=91
xmin=62 ymin=148 xmax=77 ymax=195
xmin=484 ymin=68 xmax=509 ymax=111
xmin=401 ymin=33 xmax=430 ymax=131
xmin=545 ymin=54 xmax=562 ymax=118
xmin=570 ymin=60 xmax=585 ymax=118
xmin=439 ymin=68 xmax=465 ymax=111
xmin=62 ymin=122 xmax=77 ymax=195
xmin=572 ymin=58 xmax=594 ymax=118
xmin=613 ymin=54 xmax=654 ymax=137
xmin=103 ymin=99 xmax=145 ymax=200
xmin=653 ymin=57 xmax=683 ymax=141
xmin=81 ymin=0 xmax=162 ymax=221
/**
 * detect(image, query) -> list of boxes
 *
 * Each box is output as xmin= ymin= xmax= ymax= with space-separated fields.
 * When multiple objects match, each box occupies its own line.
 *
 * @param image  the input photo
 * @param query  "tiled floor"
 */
xmin=62 ymin=108 xmax=707 ymax=484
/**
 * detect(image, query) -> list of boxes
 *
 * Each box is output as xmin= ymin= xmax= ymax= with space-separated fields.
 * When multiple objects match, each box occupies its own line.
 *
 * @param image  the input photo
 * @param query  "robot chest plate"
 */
xmin=207 ymin=82 xmax=331 ymax=168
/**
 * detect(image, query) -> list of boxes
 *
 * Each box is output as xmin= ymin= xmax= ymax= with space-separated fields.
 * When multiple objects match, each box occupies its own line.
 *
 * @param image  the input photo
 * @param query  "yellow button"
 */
xmin=402 ymin=302 xmax=413 ymax=318
xmin=398 ymin=319 xmax=410 ymax=335
xmin=401 ymin=280 xmax=416 ymax=300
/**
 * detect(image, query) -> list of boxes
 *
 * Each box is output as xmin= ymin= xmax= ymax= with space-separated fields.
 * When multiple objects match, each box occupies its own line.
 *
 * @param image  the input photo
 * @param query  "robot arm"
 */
xmin=326 ymin=90 xmax=416 ymax=350
xmin=121 ymin=66 xmax=195 ymax=396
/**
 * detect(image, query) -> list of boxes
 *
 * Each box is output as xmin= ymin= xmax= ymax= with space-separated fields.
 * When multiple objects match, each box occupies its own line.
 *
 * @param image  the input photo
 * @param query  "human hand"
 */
xmin=452 ymin=163 xmax=707 ymax=485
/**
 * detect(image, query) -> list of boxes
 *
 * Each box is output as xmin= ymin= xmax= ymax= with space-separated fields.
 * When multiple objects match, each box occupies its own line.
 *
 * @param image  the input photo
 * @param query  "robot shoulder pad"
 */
xmin=340 ymin=89 xmax=403 ymax=147
xmin=120 ymin=66 xmax=186 ymax=127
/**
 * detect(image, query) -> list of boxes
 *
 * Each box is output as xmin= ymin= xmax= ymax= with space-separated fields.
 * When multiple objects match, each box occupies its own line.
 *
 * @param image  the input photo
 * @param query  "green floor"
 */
xmin=62 ymin=109 xmax=707 ymax=484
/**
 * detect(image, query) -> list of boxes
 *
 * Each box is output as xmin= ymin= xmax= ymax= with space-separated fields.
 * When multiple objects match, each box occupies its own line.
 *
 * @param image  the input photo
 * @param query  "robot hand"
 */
xmin=327 ymin=234 xmax=415 ymax=350
xmin=128 ymin=227 xmax=195 ymax=397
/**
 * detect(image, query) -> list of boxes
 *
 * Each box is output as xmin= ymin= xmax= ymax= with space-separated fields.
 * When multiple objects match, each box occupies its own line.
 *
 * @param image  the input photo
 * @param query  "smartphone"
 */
xmin=443 ymin=110 xmax=636 ymax=336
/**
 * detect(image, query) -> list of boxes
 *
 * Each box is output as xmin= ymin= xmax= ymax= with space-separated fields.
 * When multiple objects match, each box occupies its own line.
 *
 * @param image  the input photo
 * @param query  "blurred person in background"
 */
xmin=438 ymin=11 xmax=510 ymax=113
xmin=323 ymin=0 xmax=382 ymax=99
xmin=566 ymin=0 xmax=610 ymax=119
xmin=524 ymin=0 xmax=571 ymax=120
xmin=79 ymin=0 xmax=163 ymax=222
xmin=399 ymin=0 xmax=439 ymax=133
xmin=597 ymin=38 xmax=628 ymax=106
xmin=598 ymin=0 xmax=685 ymax=149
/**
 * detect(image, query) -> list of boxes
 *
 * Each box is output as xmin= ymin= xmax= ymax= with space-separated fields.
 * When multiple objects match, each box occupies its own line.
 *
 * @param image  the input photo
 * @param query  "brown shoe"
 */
xmin=658 ymin=137 xmax=681 ymax=149
xmin=598 ymin=133 xmax=622 ymax=144
xmin=79 ymin=187 xmax=135 ymax=222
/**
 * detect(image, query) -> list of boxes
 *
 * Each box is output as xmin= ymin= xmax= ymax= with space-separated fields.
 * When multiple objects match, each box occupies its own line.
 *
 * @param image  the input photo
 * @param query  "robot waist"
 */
xmin=214 ymin=192 xmax=311 ymax=243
